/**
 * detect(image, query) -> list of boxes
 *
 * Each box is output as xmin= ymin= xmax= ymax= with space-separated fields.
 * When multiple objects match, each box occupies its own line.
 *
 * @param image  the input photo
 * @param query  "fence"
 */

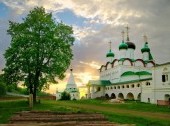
xmin=157 ymin=100 xmax=170 ymax=107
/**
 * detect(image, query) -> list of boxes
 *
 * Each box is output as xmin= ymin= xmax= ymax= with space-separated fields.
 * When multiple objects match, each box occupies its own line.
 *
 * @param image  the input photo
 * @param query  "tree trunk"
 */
xmin=33 ymin=85 xmax=37 ymax=104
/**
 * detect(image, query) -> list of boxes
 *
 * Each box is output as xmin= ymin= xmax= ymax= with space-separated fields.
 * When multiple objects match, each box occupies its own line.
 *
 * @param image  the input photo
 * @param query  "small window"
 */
xmin=114 ymin=86 xmax=116 ymax=89
xmin=162 ymin=75 xmax=166 ymax=82
xmin=111 ymin=87 xmax=113 ymax=89
xmin=137 ymin=84 xmax=140 ymax=87
xmin=97 ymin=87 xmax=101 ymax=91
xmin=131 ymin=84 xmax=134 ymax=88
xmin=122 ymin=85 xmax=124 ymax=88
xmin=118 ymin=86 xmax=120 ymax=89
xmin=126 ymin=85 xmax=129 ymax=88
xmin=146 ymin=82 xmax=150 ymax=86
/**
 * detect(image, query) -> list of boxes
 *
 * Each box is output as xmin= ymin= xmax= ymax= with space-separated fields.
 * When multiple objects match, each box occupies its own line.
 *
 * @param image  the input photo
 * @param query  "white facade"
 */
xmin=87 ymin=29 xmax=170 ymax=104
xmin=56 ymin=69 xmax=80 ymax=100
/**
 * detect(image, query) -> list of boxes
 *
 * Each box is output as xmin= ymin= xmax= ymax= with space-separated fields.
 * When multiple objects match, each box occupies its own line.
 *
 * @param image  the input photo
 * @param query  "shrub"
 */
xmin=60 ymin=91 xmax=71 ymax=100
xmin=0 ymin=82 xmax=6 ymax=96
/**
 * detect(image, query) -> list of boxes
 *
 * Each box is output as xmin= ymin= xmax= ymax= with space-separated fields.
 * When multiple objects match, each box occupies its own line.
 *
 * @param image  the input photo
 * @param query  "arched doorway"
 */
xmin=118 ymin=93 xmax=124 ymax=100
xmin=111 ymin=93 xmax=116 ymax=99
xmin=165 ymin=94 xmax=170 ymax=101
xmin=126 ymin=92 xmax=134 ymax=100
xmin=137 ymin=93 xmax=141 ymax=101
xmin=105 ymin=94 xmax=109 ymax=99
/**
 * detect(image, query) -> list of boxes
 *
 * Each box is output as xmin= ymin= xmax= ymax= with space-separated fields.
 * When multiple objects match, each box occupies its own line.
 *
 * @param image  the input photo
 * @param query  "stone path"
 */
xmin=0 ymin=111 xmax=135 ymax=126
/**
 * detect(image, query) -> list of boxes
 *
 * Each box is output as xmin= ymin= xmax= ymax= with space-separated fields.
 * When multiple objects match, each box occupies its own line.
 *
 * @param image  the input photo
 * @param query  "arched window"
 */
xmin=131 ymin=84 xmax=134 ymax=88
xmin=162 ymin=68 xmax=169 ymax=82
xmin=146 ymin=82 xmax=151 ymax=86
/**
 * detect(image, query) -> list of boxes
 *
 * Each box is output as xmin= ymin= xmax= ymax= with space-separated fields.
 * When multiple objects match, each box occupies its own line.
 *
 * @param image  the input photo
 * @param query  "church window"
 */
xmin=162 ymin=74 xmax=168 ymax=82
xmin=97 ymin=87 xmax=101 ymax=91
xmin=131 ymin=84 xmax=134 ymax=88
xmin=162 ymin=75 xmax=166 ymax=82
xmin=146 ymin=82 xmax=150 ymax=86
xmin=137 ymin=84 xmax=140 ymax=87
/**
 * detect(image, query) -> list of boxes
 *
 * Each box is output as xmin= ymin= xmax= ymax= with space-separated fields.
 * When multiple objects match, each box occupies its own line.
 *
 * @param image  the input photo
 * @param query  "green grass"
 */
xmin=0 ymin=99 xmax=170 ymax=126
xmin=70 ymin=99 xmax=170 ymax=113
xmin=0 ymin=100 xmax=30 ymax=123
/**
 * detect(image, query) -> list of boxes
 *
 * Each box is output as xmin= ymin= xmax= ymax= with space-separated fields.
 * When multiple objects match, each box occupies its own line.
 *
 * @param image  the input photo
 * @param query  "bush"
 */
xmin=0 ymin=83 xmax=6 ymax=96
xmin=60 ymin=91 xmax=71 ymax=100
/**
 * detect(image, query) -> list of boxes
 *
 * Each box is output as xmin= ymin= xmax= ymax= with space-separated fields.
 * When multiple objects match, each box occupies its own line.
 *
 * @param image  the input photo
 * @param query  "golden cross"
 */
xmin=143 ymin=34 xmax=148 ymax=42
xmin=109 ymin=41 xmax=112 ymax=50
xmin=121 ymin=30 xmax=125 ymax=41
xmin=125 ymin=24 xmax=130 ymax=41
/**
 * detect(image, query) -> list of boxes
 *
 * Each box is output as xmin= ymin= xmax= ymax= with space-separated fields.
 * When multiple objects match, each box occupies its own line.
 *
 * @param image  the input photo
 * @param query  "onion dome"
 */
xmin=141 ymin=42 xmax=150 ymax=53
xmin=106 ymin=49 xmax=114 ymax=57
xmin=125 ymin=25 xmax=136 ymax=50
xmin=119 ymin=41 xmax=128 ymax=50
xmin=126 ymin=42 xmax=136 ymax=49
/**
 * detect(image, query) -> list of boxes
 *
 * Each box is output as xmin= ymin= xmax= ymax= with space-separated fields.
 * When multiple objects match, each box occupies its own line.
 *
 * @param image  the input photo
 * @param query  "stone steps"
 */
xmin=0 ymin=111 xmax=135 ymax=126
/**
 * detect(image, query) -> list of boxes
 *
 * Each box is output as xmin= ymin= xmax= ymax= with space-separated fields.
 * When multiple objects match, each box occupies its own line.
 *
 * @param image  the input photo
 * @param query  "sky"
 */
xmin=0 ymin=0 xmax=170 ymax=94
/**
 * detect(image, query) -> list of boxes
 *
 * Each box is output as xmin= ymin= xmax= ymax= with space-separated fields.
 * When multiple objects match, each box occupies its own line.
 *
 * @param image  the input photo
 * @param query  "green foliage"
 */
xmin=3 ymin=7 xmax=75 ymax=102
xmin=60 ymin=91 xmax=71 ymax=100
xmin=0 ymin=83 xmax=6 ymax=96
xmin=0 ymin=74 xmax=6 ymax=96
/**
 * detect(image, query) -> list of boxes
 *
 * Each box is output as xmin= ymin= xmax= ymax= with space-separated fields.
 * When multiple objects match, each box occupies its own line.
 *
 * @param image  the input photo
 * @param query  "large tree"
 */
xmin=3 ymin=7 xmax=75 ymax=103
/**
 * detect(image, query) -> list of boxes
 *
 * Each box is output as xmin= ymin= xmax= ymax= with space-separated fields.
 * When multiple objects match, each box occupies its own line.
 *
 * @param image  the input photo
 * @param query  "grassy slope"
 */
xmin=0 ymin=99 xmax=170 ymax=126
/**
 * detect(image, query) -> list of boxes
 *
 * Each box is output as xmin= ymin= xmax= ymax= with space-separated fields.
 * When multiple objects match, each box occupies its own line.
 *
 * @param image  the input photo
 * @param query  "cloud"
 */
xmin=80 ymin=61 xmax=101 ymax=69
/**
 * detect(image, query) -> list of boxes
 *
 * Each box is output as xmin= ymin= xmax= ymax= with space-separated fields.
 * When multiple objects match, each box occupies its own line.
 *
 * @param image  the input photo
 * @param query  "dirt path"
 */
xmin=56 ymin=102 xmax=170 ymax=121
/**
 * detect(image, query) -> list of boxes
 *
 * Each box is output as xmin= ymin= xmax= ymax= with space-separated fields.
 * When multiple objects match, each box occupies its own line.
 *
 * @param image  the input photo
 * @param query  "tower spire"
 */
xmin=70 ymin=64 xmax=73 ymax=72
xmin=121 ymin=30 xmax=125 ymax=42
xmin=143 ymin=34 xmax=148 ymax=43
xmin=109 ymin=41 xmax=112 ymax=51
xmin=125 ymin=25 xmax=130 ymax=41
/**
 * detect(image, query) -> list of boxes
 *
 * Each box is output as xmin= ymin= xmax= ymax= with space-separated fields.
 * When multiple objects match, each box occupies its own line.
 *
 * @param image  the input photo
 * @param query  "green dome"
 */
xmin=141 ymin=42 xmax=150 ymax=53
xmin=106 ymin=49 xmax=114 ymax=57
xmin=119 ymin=41 xmax=128 ymax=50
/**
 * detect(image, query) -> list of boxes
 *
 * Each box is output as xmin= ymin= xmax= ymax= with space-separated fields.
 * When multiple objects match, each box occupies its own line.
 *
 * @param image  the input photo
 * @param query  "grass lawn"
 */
xmin=0 ymin=99 xmax=170 ymax=126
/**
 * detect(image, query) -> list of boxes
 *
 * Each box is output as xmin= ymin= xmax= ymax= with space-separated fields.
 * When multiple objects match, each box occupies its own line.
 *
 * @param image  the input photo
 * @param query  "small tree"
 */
xmin=60 ymin=91 xmax=71 ymax=100
xmin=0 ymin=75 xmax=6 ymax=96
xmin=3 ymin=7 xmax=74 ymax=103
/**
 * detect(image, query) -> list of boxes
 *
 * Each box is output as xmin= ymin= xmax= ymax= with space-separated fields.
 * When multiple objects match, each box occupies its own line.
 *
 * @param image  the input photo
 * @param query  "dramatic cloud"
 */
xmin=0 ymin=0 xmax=170 ymax=93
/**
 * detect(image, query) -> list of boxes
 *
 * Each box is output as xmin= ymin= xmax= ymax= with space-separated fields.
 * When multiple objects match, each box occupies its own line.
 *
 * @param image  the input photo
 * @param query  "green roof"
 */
xmin=119 ymin=41 xmax=128 ymax=50
xmin=141 ymin=42 xmax=150 ymax=53
xmin=87 ymin=78 xmax=152 ymax=86
xmin=111 ymin=78 xmax=152 ymax=85
xmin=121 ymin=71 xmax=136 ymax=76
xmin=121 ymin=71 xmax=152 ymax=77
xmin=106 ymin=49 xmax=114 ymax=57
xmin=136 ymin=71 xmax=152 ymax=75
xmin=88 ymin=80 xmax=111 ymax=86
xmin=149 ymin=51 xmax=153 ymax=60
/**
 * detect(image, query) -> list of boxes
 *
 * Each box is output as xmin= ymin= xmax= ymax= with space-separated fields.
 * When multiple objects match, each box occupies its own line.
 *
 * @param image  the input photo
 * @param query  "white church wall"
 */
xmin=119 ymin=49 xmax=126 ymax=59
xmin=120 ymin=75 xmax=139 ymax=82
xmin=126 ymin=49 xmax=134 ymax=59
xmin=143 ymin=52 xmax=149 ymax=61
xmin=105 ymin=82 xmax=141 ymax=100
xmin=146 ymin=63 xmax=154 ymax=68
xmin=153 ymin=64 xmax=170 ymax=89
xmin=134 ymin=60 xmax=145 ymax=67
xmin=123 ymin=60 xmax=132 ymax=66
